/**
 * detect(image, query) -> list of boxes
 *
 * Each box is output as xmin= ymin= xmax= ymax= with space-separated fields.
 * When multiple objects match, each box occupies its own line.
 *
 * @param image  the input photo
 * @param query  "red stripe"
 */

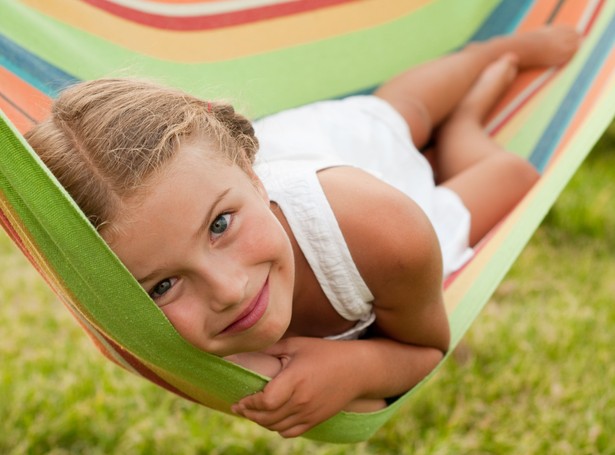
xmin=102 ymin=333 xmax=197 ymax=402
xmin=580 ymin=0 xmax=605 ymax=37
xmin=0 ymin=208 xmax=29 ymax=256
xmin=486 ymin=0 xmax=605 ymax=135
xmin=0 ymin=205 xmax=73 ymax=308
xmin=0 ymin=207 xmax=44 ymax=277
xmin=82 ymin=0 xmax=354 ymax=31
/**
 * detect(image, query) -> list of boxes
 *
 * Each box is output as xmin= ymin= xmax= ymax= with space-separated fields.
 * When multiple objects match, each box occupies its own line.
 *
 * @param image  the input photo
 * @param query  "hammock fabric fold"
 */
xmin=1 ymin=0 xmax=614 ymax=443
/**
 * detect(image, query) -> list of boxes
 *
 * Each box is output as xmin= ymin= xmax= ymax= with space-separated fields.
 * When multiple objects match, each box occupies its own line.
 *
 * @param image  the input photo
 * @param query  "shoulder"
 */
xmin=318 ymin=166 xmax=449 ymax=350
xmin=317 ymin=166 xmax=443 ymax=298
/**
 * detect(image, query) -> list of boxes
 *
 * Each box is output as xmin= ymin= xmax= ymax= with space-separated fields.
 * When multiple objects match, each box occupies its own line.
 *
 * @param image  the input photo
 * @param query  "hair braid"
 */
xmin=25 ymin=78 xmax=261 ymax=233
xmin=208 ymin=102 xmax=259 ymax=165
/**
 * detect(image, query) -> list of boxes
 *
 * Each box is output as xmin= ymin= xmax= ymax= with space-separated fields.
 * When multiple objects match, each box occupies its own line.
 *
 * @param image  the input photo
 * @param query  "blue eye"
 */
xmin=210 ymin=213 xmax=232 ymax=239
xmin=150 ymin=278 xmax=175 ymax=299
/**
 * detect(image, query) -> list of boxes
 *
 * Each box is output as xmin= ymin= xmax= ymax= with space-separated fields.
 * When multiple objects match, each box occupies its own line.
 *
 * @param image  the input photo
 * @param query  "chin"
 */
xmin=247 ymin=319 xmax=289 ymax=353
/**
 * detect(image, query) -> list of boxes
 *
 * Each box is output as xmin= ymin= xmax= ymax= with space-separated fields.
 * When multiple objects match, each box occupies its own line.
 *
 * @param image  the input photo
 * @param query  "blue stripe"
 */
xmin=0 ymin=34 xmax=78 ymax=98
xmin=469 ymin=0 xmax=535 ymax=41
xmin=530 ymin=12 xmax=615 ymax=171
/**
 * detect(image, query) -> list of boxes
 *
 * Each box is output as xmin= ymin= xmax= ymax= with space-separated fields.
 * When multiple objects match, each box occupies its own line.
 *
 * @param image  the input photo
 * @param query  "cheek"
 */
xmin=160 ymin=299 xmax=208 ymax=346
xmin=242 ymin=211 xmax=291 ymax=263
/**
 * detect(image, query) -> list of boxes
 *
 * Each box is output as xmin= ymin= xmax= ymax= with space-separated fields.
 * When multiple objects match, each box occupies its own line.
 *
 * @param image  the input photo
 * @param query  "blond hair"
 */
xmin=25 ymin=78 xmax=259 ymax=231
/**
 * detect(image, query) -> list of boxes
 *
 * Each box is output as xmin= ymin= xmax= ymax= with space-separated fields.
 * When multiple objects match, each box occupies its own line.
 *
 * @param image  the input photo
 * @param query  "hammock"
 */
xmin=1 ymin=0 xmax=614 ymax=443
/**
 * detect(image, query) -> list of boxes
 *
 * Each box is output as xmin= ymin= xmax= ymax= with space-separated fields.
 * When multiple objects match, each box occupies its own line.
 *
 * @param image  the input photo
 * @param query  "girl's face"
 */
xmin=104 ymin=140 xmax=295 ymax=357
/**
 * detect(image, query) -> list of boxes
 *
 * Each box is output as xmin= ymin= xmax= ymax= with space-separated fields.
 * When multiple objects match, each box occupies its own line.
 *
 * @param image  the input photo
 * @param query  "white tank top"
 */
xmin=253 ymin=95 xmax=474 ymax=339
xmin=255 ymin=158 xmax=376 ymax=340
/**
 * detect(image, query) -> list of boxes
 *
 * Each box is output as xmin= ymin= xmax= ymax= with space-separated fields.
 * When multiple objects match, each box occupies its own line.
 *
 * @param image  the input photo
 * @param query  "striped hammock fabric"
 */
xmin=1 ymin=0 xmax=614 ymax=443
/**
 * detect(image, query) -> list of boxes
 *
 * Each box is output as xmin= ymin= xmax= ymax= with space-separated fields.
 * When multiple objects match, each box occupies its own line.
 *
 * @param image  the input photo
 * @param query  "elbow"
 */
xmin=439 ymin=320 xmax=451 ymax=355
xmin=431 ymin=312 xmax=451 ymax=355
xmin=420 ymin=298 xmax=451 ymax=354
xmin=421 ymin=294 xmax=451 ymax=354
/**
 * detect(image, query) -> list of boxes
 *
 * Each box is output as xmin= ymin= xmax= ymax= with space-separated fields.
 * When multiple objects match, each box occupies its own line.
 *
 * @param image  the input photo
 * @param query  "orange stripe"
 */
xmin=516 ymin=0 xmax=567 ymax=31
xmin=0 ymin=98 xmax=33 ymax=134
xmin=481 ymin=0 xmax=589 ymax=125
xmin=444 ymin=0 xmax=609 ymax=308
xmin=0 ymin=68 xmax=52 ymax=124
xmin=22 ymin=0 xmax=430 ymax=62
xmin=0 ymin=196 xmax=70 ymax=317
xmin=553 ymin=0 xmax=594 ymax=27
xmin=484 ymin=0 xmax=606 ymax=136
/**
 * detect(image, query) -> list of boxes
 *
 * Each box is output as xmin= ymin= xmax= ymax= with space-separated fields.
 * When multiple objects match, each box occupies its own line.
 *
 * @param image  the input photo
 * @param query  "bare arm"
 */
xmin=319 ymin=166 xmax=450 ymax=351
xmin=232 ymin=336 xmax=441 ymax=437
xmin=233 ymin=167 xmax=450 ymax=437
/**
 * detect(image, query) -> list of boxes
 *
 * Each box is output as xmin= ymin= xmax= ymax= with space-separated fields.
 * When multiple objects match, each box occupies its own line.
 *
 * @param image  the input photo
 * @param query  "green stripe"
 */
xmin=1 ymin=0 xmax=498 ymax=116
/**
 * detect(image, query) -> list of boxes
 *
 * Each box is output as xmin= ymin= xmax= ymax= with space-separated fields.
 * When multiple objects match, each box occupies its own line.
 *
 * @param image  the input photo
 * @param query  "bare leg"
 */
xmin=438 ymin=56 xmax=539 ymax=246
xmin=435 ymin=53 xmax=520 ymax=179
xmin=374 ymin=25 xmax=580 ymax=149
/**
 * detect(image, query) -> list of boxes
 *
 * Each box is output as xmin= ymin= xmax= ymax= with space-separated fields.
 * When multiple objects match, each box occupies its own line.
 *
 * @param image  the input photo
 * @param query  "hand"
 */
xmin=231 ymin=337 xmax=365 ymax=438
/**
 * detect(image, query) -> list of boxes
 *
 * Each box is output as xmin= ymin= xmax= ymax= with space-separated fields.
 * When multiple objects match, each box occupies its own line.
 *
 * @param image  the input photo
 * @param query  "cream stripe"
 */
xmin=577 ymin=0 xmax=603 ymax=33
xmin=486 ymin=69 xmax=555 ymax=134
xmin=22 ymin=0 xmax=429 ymax=62
xmin=108 ymin=0 xmax=297 ymax=17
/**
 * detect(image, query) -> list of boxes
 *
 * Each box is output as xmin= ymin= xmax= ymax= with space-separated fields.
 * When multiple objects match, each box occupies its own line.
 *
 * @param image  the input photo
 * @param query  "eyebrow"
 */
xmin=136 ymin=187 xmax=232 ymax=286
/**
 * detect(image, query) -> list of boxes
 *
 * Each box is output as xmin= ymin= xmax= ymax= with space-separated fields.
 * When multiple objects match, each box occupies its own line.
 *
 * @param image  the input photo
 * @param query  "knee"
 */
xmin=514 ymin=155 xmax=539 ymax=187
xmin=502 ymin=153 xmax=540 ymax=192
xmin=402 ymin=98 xmax=433 ymax=148
xmin=375 ymin=93 xmax=433 ymax=148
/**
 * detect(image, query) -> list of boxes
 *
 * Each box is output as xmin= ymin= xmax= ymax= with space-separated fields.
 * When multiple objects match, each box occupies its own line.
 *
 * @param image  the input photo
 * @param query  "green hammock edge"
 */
xmin=0 ymin=111 xmax=403 ymax=443
xmin=2 ymin=78 xmax=614 ymax=443
xmin=0 ymin=115 xmax=268 ymax=407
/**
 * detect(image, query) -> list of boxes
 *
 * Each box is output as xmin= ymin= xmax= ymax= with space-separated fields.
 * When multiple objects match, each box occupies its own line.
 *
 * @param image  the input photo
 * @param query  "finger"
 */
xmin=243 ymin=367 xmax=302 ymax=411
xmin=238 ymin=406 xmax=302 ymax=429
xmin=236 ymin=384 xmax=291 ymax=413
xmin=235 ymin=393 xmax=306 ymax=427
xmin=240 ymin=406 xmax=319 ymax=436
xmin=278 ymin=423 xmax=316 ymax=439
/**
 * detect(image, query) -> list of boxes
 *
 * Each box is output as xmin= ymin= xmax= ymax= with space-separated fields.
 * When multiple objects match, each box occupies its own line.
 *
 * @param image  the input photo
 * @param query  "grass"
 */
xmin=1 ymin=122 xmax=614 ymax=454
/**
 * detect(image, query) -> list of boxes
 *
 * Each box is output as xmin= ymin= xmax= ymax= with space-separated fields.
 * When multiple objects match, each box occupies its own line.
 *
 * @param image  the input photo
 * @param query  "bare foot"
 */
xmin=453 ymin=53 xmax=519 ymax=121
xmin=468 ymin=25 xmax=581 ymax=69
xmin=512 ymin=25 xmax=581 ymax=68
xmin=432 ymin=53 xmax=520 ymax=179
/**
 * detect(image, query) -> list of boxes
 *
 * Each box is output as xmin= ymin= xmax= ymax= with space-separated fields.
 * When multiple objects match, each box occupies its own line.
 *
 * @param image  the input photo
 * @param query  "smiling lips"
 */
xmin=221 ymin=278 xmax=269 ymax=334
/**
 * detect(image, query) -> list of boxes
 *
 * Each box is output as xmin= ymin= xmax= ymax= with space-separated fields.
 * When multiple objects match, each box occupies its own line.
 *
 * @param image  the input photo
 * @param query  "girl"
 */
xmin=25 ymin=26 xmax=579 ymax=438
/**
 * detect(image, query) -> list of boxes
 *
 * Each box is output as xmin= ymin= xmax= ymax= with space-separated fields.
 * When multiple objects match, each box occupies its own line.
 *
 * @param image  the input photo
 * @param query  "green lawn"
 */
xmin=1 ymin=122 xmax=614 ymax=454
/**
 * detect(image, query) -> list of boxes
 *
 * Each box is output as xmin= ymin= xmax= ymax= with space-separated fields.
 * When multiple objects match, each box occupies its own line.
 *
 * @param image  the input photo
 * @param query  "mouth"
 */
xmin=221 ymin=277 xmax=269 ymax=335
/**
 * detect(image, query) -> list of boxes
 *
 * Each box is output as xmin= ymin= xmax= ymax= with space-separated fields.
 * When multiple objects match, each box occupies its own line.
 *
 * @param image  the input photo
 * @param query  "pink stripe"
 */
xmin=83 ymin=0 xmax=354 ymax=31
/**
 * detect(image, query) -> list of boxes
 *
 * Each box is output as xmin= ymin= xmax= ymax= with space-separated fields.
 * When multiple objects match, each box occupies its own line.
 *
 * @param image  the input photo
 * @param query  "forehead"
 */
xmin=101 ymin=139 xmax=249 ymax=244
xmin=137 ymin=136 xmax=242 ymax=198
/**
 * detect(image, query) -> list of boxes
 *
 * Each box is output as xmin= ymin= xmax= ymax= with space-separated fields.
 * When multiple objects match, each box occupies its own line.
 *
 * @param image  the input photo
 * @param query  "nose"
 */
xmin=197 ymin=256 xmax=248 ymax=313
